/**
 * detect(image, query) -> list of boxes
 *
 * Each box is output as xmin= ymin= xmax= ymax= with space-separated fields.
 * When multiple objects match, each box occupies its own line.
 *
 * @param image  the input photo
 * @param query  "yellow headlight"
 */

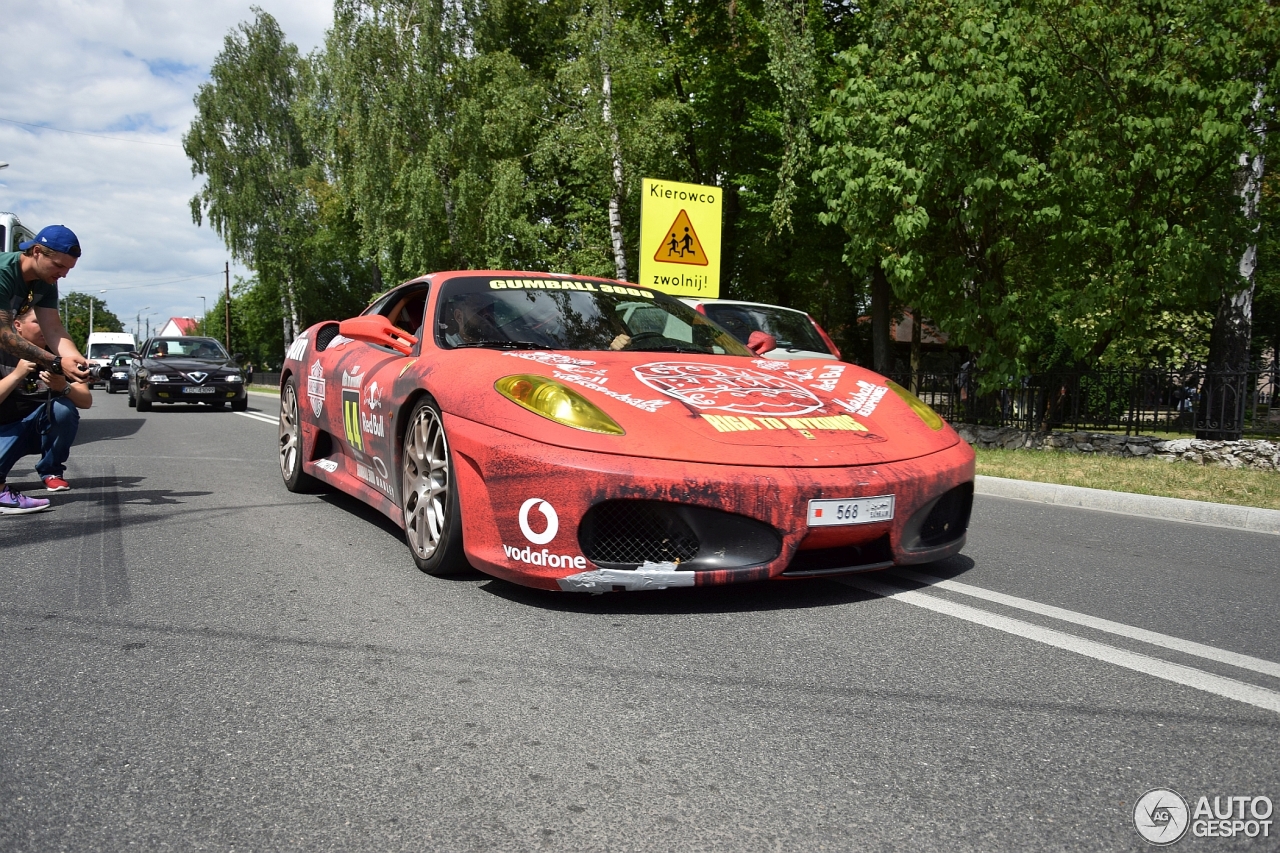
xmin=495 ymin=374 xmax=625 ymax=435
xmin=886 ymin=380 xmax=945 ymax=430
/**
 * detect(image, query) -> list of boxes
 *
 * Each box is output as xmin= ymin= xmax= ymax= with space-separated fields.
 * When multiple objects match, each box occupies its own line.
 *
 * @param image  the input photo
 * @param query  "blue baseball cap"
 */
xmin=19 ymin=225 xmax=81 ymax=258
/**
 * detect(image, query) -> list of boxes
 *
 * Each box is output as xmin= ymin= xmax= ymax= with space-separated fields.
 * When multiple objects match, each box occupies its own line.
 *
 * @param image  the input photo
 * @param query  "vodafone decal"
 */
xmin=504 ymin=498 xmax=588 ymax=570
xmin=519 ymin=498 xmax=559 ymax=544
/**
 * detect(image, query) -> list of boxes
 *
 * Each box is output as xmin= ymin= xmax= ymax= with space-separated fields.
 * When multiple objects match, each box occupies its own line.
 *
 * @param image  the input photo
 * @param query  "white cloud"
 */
xmin=0 ymin=0 xmax=332 ymax=339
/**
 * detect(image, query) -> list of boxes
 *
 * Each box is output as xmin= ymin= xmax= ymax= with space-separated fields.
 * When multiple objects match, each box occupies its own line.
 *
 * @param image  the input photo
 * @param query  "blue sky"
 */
xmin=0 ymin=0 xmax=332 ymax=338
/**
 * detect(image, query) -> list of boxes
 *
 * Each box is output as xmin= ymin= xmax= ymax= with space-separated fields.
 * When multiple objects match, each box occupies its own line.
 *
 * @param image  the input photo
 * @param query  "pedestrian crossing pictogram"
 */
xmin=653 ymin=210 xmax=708 ymax=266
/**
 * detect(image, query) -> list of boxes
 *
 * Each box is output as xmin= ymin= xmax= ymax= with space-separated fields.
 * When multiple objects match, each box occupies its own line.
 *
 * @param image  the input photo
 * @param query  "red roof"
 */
xmin=165 ymin=317 xmax=200 ymax=335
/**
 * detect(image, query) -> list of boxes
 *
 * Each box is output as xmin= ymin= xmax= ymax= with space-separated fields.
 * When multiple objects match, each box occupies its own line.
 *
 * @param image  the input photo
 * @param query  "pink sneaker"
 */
xmin=42 ymin=475 xmax=71 ymax=492
xmin=0 ymin=486 xmax=51 ymax=514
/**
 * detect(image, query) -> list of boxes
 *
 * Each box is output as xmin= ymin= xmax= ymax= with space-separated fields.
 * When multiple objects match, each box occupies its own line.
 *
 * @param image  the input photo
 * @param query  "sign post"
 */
xmin=639 ymin=178 xmax=722 ymax=297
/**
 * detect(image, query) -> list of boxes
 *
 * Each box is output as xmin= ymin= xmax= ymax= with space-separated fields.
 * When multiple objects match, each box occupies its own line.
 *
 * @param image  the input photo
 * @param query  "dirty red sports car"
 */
xmin=277 ymin=271 xmax=974 ymax=592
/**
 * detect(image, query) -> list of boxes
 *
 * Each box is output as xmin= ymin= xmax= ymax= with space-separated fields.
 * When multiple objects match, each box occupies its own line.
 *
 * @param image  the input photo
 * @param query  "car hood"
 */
xmin=141 ymin=358 xmax=238 ymax=374
xmin=434 ymin=349 xmax=960 ymax=468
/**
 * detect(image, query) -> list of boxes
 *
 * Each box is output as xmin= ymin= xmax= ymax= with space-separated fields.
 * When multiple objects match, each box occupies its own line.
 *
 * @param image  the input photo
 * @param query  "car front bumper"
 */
xmin=444 ymin=415 xmax=975 ymax=591
xmin=140 ymin=381 xmax=247 ymax=403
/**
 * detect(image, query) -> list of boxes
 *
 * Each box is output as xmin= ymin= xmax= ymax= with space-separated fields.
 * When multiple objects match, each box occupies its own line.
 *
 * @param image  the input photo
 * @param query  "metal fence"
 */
xmin=253 ymin=371 xmax=282 ymax=390
xmin=886 ymin=361 xmax=1280 ymax=439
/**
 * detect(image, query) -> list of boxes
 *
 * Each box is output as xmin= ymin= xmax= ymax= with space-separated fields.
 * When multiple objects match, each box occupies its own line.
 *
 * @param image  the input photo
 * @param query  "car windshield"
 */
xmin=434 ymin=276 xmax=752 ymax=356
xmin=88 ymin=343 xmax=134 ymax=359
xmin=146 ymin=338 xmax=228 ymax=360
xmin=701 ymin=303 xmax=830 ymax=354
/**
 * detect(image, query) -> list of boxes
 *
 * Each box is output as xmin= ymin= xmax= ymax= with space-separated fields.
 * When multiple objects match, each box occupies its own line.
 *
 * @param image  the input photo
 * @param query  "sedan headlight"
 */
xmin=495 ymin=374 xmax=624 ymax=435
xmin=112 ymin=371 xmax=128 ymax=379
xmin=146 ymin=373 xmax=169 ymax=382
xmin=224 ymin=374 xmax=244 ymax=383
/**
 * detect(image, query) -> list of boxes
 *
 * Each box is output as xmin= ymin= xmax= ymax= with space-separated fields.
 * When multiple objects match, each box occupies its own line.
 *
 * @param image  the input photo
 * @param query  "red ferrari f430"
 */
xmin=278 ymin=271 xmax=974 ymax=592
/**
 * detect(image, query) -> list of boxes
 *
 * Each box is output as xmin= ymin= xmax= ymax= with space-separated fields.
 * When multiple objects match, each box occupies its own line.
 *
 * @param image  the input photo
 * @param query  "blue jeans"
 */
xmin=0 ymin=397 xmax=80 ymax=481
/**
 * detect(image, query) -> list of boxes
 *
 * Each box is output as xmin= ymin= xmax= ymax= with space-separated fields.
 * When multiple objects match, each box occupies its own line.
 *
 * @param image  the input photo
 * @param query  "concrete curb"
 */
xmin=976 ymin=475 xmax=1280 ymax=536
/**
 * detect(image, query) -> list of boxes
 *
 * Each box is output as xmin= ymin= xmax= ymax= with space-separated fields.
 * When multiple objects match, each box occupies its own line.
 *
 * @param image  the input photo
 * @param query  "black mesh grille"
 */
xmin=580 ymin=501 xmax=700 ymax=565
xmin=919 ymin=483 xmax=974 ymax=547
xmin=314 ymin=323 xmax=341 ymax=352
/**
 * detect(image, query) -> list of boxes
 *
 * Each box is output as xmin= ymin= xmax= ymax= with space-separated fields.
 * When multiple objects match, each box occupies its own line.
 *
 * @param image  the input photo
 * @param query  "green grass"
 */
xmin=975 ymin=447 xmax=1280 ymax=510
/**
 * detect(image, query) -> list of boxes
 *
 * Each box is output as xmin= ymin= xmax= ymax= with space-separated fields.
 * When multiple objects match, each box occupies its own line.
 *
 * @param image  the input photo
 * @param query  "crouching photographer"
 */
xmin=0 ymin=308 xmax=92 ymax=514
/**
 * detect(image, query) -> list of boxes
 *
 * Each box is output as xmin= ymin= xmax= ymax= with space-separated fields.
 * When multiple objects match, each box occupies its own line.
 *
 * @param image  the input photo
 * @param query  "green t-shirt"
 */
xmin=0 ymin=252 xmax=58 ymax=316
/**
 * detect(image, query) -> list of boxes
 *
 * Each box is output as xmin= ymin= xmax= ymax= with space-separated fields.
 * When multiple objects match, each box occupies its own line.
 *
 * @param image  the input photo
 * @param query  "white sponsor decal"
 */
xmin=341 ymin=366 xmax=363 ymax=388
xmin=783 ymin=368 xmax=815 ymax=382
xmin=306 ymin=360 xmax=325 ymax=417
xmin=361 ymin=411 xmax=385 ymax=437
xmin=837 ymin=380 xmax=889 ymax=417
xmin=811 ymin=363 xmax=846 ymax=392
xmin=356 ymin=457 xmax=392 ymax=493
xmin=752 ymin=359 xmax=789 ymax=371
xmin=365 ymin=381 xmax=383 ymax=410
xmin=634 ymin=362 xmax=824 ymax=417
xmin=315 ymin=458 xmax=339 ymax=473
xmin=518 ymin=498 xmax=559 ymax=545
xmin=552 ymin=370 xmax=668 ymax=413
xmin=502 ymin=544 xmax=587 ymax=571
xmin=327 ymin=334 xmax=355 ymax=349
xmin=286 ymin=336 xmax=309 ymax=361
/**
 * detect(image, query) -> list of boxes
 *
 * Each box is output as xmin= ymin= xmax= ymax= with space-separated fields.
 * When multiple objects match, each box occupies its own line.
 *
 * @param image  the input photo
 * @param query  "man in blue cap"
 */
xmin=0 ymin=225 xmax=92 ymax=388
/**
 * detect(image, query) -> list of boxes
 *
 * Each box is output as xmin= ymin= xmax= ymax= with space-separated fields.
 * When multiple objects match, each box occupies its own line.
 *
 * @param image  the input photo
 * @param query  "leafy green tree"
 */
xmin=816 ymin=0 xmax=1270 ymax=382
xmin=59 ymin=292 xmax=123 ymax=354
xmin=186 ymin=7 xmax=377 ymax=360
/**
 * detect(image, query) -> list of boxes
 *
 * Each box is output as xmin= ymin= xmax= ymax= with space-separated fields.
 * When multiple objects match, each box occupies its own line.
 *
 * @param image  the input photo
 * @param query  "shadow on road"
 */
xmin=72 ymin=418 xmax=145 ymax=445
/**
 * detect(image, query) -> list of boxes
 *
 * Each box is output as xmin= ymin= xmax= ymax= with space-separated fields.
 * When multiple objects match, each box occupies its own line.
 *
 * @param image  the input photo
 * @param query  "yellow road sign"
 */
xmin=640 ymin=178 xmax=721 ymax=297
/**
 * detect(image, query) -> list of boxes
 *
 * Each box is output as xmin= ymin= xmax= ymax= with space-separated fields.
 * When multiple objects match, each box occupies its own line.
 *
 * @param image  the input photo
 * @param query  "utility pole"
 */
xmin=224 ymin=261 xmax=231 ymax=351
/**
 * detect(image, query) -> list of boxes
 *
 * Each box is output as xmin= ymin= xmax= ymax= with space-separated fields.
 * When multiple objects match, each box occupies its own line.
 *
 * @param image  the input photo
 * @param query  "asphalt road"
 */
xmin=1 ymin=391 xmax=1277 ymax=852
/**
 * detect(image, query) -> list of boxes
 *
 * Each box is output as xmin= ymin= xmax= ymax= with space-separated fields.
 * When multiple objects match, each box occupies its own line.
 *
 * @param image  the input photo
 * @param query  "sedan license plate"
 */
xmin=807 ymin=495 xmax=894 ymax=527
xmin=182 ymin=386 xmax=216 ymax=394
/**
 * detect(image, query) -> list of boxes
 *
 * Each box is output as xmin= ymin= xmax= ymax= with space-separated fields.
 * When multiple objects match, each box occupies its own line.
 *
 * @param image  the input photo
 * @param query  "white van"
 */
xmin=1 ymin=212 xmax=36 ymax=254
xmin=86 ymin=332 xmax=138 ymax=388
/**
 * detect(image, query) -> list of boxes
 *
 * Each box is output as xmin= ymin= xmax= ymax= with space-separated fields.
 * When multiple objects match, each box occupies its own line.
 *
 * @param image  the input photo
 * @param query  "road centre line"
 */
xmin=234 ymin=411 xmax=277 ymax=425
xmin=895 ymin=571 xmax=1280 ymax=680
xmin=839 ymin=575 xmax=1280 ymax=715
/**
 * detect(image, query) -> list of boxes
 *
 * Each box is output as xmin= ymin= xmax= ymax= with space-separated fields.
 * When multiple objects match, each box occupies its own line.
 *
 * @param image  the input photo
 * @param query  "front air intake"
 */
xmin=578 ymin=501 xmax=781 ymax=571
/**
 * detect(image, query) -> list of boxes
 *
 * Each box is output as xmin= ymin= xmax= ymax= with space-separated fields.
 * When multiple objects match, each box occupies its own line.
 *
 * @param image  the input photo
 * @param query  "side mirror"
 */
xmin=746 ymin=331 xmax=777 ymax=355
xmin=233 ymin=352 xmax=245 ymax=361
xmin=338 ymin=315 xmax=419 ymax=356
xmin=128 ymin=351 xmax=141 ymax=358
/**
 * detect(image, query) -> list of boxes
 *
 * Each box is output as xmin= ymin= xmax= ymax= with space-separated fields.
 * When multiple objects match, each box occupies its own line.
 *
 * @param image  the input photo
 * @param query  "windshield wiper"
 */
xmin=627 ymin=343 xmax=708 ymax=354
xmin=451 ymin=340 xmax=547 ymax=350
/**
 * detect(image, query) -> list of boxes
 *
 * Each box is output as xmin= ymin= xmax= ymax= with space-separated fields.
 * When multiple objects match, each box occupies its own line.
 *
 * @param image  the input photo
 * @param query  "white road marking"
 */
xmin=840 ymin=575 xmax=1280 ymax=715
xmin=235 ymin=411 xmax=277 ymax=425
xmin=896 ymin=570 xmax=1280 ymax=680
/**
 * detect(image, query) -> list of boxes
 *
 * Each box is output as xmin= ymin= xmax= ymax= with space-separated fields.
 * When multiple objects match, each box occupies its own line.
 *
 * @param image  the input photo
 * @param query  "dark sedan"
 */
xmin=128 ymin=337 xmax=248 ymax=411
xmin=103 ymin=353 xmax=131 ymax=394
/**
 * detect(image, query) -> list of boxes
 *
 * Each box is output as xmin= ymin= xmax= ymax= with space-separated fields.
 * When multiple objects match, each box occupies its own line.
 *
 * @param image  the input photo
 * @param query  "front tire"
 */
xmin=401 ymin=397 xmax=467 ymax=575
xmin=106 ymin=386 xmax=115 ymax=395
xmin=136 ymin=394 xmax=152 ymax=412
xmin=231 ymin=397 xmax=248 ymax=412
xmin=279 ymin=376 xmax=319 ymax=492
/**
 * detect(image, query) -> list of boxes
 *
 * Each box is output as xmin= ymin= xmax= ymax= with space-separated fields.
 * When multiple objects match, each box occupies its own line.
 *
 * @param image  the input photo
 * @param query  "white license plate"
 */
xmin=182 ymin=386 xmax=216 ymax=394
xmin=807 ymin=495 xmax=895 ymax=527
